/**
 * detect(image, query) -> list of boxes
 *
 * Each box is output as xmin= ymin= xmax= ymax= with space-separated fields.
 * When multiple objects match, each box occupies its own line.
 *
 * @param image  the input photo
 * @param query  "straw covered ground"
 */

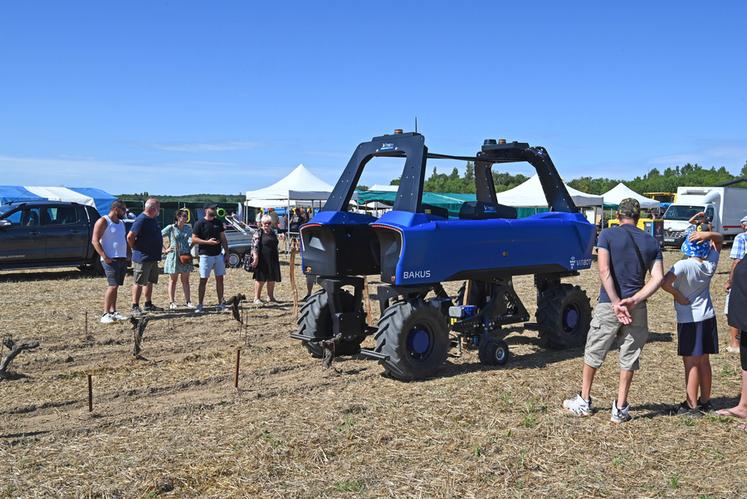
xmin=1 ymin=249 xmax=746 ymax=497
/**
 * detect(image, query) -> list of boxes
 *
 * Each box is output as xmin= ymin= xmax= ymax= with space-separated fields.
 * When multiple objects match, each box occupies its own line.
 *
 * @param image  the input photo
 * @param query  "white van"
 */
xmin=663 ymin=186 xmax=747 ymax=246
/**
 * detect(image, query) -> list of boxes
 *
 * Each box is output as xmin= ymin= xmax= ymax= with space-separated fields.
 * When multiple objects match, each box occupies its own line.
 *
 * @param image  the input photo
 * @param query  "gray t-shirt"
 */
xmin=670 ymin=250 xmax=719 ymax=323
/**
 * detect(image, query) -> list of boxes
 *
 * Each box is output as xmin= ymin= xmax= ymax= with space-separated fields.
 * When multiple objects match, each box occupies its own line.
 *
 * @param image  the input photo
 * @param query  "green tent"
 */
xmin=357 ymin=190 xmax=552 ymax=218
xmin=356 ymin=190 xmax=475 ymax=217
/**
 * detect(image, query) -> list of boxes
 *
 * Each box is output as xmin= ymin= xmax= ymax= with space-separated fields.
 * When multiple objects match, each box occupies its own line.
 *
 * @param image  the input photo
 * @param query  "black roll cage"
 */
xmin=322 ymin=132 xmax=577 ymax=214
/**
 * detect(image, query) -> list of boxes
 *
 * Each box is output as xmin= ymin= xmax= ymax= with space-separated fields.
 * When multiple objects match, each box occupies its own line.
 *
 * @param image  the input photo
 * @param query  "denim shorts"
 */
xmin=102 ymin=258 xmax=127 ymax=286
xmin=199 ymin=254 xmax=226 ymax=278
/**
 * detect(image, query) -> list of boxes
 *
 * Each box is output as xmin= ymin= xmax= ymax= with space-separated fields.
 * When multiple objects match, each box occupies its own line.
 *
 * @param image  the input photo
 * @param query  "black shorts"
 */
xmin=741 ymin=330 xmax=747 ymax=371
xmin=677 ymin=317 xmax=719 ymax=356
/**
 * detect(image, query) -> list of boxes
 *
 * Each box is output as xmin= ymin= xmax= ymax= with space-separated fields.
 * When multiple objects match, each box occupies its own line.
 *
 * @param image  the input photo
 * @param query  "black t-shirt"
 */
xmin=193 ymin=218 xmax=225 ymax=256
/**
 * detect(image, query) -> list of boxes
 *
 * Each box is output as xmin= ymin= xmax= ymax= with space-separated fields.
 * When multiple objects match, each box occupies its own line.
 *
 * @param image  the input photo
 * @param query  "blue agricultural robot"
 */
xmin=291 ymin=132 xmax=596 ymax=381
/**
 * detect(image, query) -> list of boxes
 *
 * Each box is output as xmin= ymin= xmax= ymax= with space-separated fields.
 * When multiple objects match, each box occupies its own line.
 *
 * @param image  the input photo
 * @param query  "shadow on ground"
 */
xmin=0 ymin=269 xmax=95 ymax=282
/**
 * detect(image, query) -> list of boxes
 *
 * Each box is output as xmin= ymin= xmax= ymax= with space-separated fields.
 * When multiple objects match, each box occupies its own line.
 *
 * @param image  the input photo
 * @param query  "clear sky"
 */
xmin=1 ymin=1 xmax=746 ymax=195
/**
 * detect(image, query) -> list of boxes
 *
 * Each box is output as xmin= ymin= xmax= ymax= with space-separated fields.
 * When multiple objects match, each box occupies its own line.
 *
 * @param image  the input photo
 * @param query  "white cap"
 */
xmin=741 ymin=215 xmax=747 ymax=224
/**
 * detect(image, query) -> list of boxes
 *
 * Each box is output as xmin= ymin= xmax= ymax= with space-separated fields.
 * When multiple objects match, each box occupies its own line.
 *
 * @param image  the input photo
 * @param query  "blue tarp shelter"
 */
xmin=0 ymin=186 xmax=117 ymax=214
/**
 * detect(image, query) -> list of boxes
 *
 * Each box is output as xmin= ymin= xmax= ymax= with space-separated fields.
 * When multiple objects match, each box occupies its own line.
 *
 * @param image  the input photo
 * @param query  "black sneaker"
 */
xmin=673 ymin=401 xmax=702 ymax=418
xmin=698 ymin=399 xmax=714 ymax=413
xmin=131 ymin=304 xmax=143 ymax=318
xmin=143 ymin=303 xmax=164 ymax=312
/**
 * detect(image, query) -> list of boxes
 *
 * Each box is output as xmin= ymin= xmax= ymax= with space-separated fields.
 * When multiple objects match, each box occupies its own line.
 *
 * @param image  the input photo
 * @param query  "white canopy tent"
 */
xmin=245 ymin=164 xmax=334 ymax=208
xmin=496 ymin=174 xmax=603 ymax=207
xmin=602 ymin=183 xmax=660 ymax=209
xmin=368 ymin=184 xmax=398 ymax=192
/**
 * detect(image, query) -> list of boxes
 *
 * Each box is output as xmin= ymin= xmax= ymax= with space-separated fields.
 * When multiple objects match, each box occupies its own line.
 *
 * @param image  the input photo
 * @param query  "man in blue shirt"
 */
xmin=126 ymin=197 xmax=164 ymax=316
xmin=563 ymin=198 xmax=664 ymax=422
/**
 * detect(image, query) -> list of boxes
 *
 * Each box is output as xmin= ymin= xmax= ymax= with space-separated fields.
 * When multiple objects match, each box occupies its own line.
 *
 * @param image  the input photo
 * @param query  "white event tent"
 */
xmin=601 ymin=183 xmax=660 ymax=209
xmin=368 ymin=184 xmax=399 ymax=192
xmin=245 ymin=164 xmax=334 ymax=208
xmin=496 ymin=174 xmax=603 ymax=208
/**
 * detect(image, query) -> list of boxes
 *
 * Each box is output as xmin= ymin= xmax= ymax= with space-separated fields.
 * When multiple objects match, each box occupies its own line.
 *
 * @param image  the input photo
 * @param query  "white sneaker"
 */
xmin=185 ymin=302 xmax=195 ymax=309
xmin=611 ymin=400 xmax=632 ymax=423
xmin=253 ymin=299 xmax=264 ymax=305
xmin=194 ymin=304 xmax=204 ymax=314
xmin=169 ymin=302 xmax=178 ymax=310
xmin=216 ymin=303 xmax=226 ymax=312
xmin=100 ymin=312 xmax=115 ymax=324
xmin=111 ymin=311 xmax=127 ymax=321
xmin=563 ymin=393 xmax=593 ymax=416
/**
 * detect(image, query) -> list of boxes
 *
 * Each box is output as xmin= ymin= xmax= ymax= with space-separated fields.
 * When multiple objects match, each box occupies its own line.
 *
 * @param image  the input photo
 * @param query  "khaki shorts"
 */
xmin=584 ymin=302 xmax=649 ymax=371
xmin=133 ymin=260 xmax=159 ymax=286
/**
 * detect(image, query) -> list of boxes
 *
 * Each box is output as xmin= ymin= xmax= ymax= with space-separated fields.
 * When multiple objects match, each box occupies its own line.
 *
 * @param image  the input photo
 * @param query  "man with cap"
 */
xmin=191 ymin=203 xmax=230 ymax=313
xmin=661 ymin=213 xmax=723 ymax=416
xmin=563 ymin=198 xmax=664 ymax=423
xmin=725 ymin=215 xmax=747 ymax=353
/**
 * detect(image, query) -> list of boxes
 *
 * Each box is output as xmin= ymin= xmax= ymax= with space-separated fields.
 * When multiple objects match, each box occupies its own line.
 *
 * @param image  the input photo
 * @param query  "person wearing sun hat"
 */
xmin=661 ymin=212 xmax=723 ymax=416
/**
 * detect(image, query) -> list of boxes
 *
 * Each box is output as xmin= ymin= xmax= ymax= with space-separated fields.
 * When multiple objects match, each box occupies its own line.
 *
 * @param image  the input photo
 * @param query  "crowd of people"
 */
xmin=91 ymin=196 xmax=747 ymax=423
xmin=563 ymin=198 xmax=747 ymax=422
xmin=255 ymin=206 xmax=313 ymax=234
xmin=91 ymin=198 xmax=287 ymax=322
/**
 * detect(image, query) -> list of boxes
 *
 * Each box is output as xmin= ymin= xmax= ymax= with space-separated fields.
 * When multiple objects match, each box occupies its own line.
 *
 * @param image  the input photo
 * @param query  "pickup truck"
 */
xmin=0 ymin=201 xmax=108 ymax=274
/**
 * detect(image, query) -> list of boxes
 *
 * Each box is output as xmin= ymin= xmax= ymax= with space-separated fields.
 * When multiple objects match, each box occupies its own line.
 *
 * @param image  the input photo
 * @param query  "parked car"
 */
xmin=0 ymin=201 xmax=110 ymax=274
xmin=187 ymin=222 xmax=255 ymax=268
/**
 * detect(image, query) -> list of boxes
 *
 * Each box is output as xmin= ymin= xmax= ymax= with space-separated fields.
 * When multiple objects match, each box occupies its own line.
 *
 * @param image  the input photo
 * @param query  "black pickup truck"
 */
xmin=0 ymin=201 xmax=108 ymax=274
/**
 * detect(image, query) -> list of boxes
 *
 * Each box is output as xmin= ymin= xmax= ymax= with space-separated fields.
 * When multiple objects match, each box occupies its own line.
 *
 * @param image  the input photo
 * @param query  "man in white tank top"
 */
xmin=91 ymin=200 xmax=129 ymax=324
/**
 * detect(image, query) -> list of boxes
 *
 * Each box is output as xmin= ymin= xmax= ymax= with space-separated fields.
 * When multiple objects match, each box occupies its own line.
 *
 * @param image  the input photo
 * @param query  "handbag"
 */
xmin=243 ymin=231 xmax=261 ymax=272
xmin=173 ymin=226 xmax=193 ymax=264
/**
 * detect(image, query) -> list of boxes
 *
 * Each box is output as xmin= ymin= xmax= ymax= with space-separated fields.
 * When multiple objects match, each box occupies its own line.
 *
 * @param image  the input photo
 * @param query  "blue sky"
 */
xmin=1 ymin=1 xmax=746 ymax=195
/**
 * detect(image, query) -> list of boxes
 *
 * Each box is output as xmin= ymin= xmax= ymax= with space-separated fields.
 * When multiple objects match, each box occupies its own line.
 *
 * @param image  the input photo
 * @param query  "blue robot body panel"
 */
xmin=373 ymin=211 xmax=595 ymax=285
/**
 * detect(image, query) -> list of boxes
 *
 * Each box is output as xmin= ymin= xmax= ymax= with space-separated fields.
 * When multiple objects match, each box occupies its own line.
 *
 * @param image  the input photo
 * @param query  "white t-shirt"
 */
xmin=669 ymin=250 xmax=719 ymax=323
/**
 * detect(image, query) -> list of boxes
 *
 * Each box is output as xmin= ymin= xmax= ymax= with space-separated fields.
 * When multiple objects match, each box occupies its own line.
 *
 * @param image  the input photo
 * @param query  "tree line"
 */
xmin=373 ymin=161 xmax=747 ymax=195
xmin=116 ymin=192 xmax=245 ymax=203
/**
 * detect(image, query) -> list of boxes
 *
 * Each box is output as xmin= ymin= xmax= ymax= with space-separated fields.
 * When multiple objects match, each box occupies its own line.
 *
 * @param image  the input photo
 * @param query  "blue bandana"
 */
xmin=680 ymin=225 xmax=711 ymax=258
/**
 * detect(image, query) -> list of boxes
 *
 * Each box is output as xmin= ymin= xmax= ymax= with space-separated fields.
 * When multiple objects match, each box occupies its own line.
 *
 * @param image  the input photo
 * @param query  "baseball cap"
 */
xmin=618 ymin=198 xmax=640 ymax=219
xmin=203 ymin=203 xmax=218 ymax=210
xmin=741 ymin=215 xmax=747 ymax=224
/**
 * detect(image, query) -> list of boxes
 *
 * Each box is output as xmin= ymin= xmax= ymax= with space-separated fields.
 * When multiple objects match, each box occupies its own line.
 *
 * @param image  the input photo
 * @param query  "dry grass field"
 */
xmin=1 ymin=249 xmax=746 ymax=497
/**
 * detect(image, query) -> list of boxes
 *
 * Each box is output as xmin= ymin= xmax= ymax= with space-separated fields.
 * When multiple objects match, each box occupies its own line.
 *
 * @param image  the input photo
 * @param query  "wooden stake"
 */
xmin=289 ymin=239 xmax=299 ymax=318
xmin=233 ymin=347 xmax=241 ymax=389
xmin=84 ymin=310 xmax=89 ymax=340
xmin=464 ymin=280 xmax=472 ymax=305
xmin=87 ymin=374 xmax=93 ymax=412
xmin=363 ymin=276 xmax=373 ymax=326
